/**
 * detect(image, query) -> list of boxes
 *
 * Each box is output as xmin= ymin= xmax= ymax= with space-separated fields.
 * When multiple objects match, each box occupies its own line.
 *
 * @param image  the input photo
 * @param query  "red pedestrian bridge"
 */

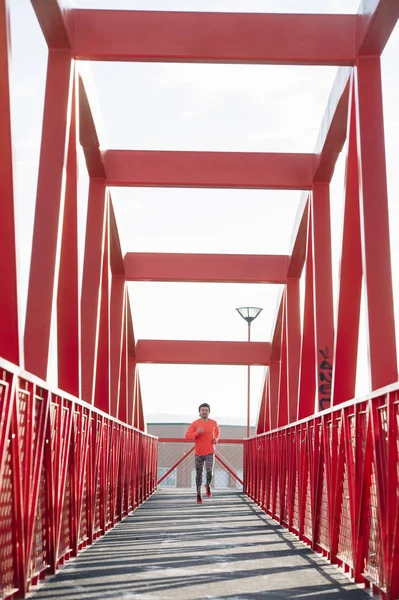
xmin=1 ymin=0 xmax=399 ymax=598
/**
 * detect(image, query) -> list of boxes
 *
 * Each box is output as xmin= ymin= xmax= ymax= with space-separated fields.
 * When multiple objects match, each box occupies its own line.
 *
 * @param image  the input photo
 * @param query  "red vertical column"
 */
xmin=332 ymin=83 xmax=362 ymax=406
xmin=24 ymin=50 xmax=73 ymax=379
xmin=81 ymin=180 xmax=107 ymax=404
xmin=286 ymin=278 xmax=301 ymax=421
xmin=355 ymin=56 xmax=397 ymax=389
xmin=297 ymin=205 xmax=316 ymax=419
xmin=312 ymin=183 xmax=334 ymax=412
xmin=0 ymin=0 xmax=19 ymax=364
xmin=57 ymin=78 xmax=80 ymax=396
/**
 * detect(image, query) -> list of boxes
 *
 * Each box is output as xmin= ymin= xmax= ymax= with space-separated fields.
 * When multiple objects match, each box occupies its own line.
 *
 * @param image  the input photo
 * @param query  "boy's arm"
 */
xmin=213 ymin=424 xmax=220 ymax=443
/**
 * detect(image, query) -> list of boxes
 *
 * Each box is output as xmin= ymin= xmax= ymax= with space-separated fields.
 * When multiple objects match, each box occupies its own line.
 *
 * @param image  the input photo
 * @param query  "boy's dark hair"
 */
xmin=198 ymin=402 xmax=210 ymax=413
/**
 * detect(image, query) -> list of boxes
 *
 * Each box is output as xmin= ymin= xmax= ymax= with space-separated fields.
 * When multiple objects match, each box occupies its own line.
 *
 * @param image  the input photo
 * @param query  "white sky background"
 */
xmin=9 ymin=0 xmax=399 ymax=427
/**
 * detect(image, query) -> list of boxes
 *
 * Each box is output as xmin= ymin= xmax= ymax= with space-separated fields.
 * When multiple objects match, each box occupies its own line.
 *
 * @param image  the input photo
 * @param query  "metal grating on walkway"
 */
xmin=28 ymin=489 xmax=369 ymax=600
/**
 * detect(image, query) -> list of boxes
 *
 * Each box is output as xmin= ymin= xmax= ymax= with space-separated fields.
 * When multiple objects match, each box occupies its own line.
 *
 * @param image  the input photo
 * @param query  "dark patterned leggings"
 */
xmin=195 ymin=453 xmax=215 ymax=489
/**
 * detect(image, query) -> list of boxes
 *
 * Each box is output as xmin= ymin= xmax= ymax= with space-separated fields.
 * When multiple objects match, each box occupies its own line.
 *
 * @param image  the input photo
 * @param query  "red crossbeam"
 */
xmin=69 ymin=11 xmax=357 ymax=66
xmin=124 ymin=253 xmax=289 ymax=284
xmin=104 ymin=150 xmax=315 ymax=190
xmin=135 ymin=340 xmax=270 ymax=366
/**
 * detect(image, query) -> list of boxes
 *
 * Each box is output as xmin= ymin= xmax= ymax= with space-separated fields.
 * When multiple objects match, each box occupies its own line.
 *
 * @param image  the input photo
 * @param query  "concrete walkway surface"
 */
xmin=28 ymin=489 xmax=371 ymax=600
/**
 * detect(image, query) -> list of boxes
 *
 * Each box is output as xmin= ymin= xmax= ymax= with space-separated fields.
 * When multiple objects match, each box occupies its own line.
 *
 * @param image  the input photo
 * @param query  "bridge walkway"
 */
xmin=28 ymin=489 xmax=369 ymax=600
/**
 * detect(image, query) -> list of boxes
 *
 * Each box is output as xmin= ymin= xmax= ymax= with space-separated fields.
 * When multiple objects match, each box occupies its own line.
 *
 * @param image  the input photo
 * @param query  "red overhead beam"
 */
xmin=104 ymin=150 xmax=315 ymax=190
xmin=135 ymin=340 xmax=270 ymax=365
xmin=68 ymin=10 xmax=357 ymax=66
xmin=124 ymin=253 xmax=289 ymax=284
xmin=31 ymin=1 xmax=399 ymax=66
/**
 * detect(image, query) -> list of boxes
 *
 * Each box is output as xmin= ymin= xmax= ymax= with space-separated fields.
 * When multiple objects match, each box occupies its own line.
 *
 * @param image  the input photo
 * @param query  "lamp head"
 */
xmin=236 ymin=306 xmax=263 ymax=324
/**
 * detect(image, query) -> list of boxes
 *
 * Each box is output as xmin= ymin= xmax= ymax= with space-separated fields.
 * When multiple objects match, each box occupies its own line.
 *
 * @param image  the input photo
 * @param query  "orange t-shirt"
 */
xmin=185 ymin=418 xmax=220 ymax=456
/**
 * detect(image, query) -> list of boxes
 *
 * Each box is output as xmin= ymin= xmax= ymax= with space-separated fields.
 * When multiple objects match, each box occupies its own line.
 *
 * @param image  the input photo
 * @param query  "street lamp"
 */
xmin=236 ymin=307 xmax=263 ymax=437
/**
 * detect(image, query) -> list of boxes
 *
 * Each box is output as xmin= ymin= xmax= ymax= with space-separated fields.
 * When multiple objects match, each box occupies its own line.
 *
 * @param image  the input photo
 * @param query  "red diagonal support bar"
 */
xmin=31 ymin=0 xmax=71 ymax=49
xmin=277 ymin=291 xmax=288 ymax=427
xmin=94 ymin=215 xmax=110 ymax=414
xmin=124 ymin=253 xmax=289 ymax=284
xmin=332 ymin=83 xmax=362 ymax=406
xmin=109 ymin=199 xmax=125 ymax=276
xmin=68 ymin=10 xmax=357 ymax=66
xmin=288 ymin=197 xmax=309 ymax=279
xmin=78 ymin=75 xmax=106 ymax=179
xmin=104 ymin=150 xmax=315 ymax=190
xmin=135 ymin=340 xmax=271 ymax=366
xmin=110 ymin=275 xmax=125 ymax=418
xmin=297 ymin=208 xmax=316 ymax=420
xmin=286 ymin=278 xmax=301 ymax=422
xmin=355 ymin=56 xmax=397 ymax=389
xmin=57 ymin=79 xmax=80 ymax=397
xmin=256 ymin=374 xmax=268 ymax=435
xmin=80 ymin=180 xmax=107 ymax=405
xmin=24 ymin=50 xmax=73 ymax=379
xmin=312 ymin=183 xmax=334 ymax=413
xmin=0 ymin=0 xmax=19 ymax=364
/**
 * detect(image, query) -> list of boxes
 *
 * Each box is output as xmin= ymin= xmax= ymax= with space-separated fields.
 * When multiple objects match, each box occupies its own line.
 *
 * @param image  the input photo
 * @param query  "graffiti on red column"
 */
xmin=318 ymin=347 xmax=332 ymax=410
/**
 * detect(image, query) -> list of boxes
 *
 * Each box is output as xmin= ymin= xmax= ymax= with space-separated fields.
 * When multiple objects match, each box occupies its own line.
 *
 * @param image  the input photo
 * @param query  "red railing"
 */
xmin=244 ymin=385 xmax=399 ymax=599
xmin=0 ymin=358 xmax=157 ymax=599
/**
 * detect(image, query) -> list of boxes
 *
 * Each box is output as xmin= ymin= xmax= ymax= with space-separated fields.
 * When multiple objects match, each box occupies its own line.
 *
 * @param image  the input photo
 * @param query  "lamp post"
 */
xmin=236 ymin=307 xmax=263 ymax=438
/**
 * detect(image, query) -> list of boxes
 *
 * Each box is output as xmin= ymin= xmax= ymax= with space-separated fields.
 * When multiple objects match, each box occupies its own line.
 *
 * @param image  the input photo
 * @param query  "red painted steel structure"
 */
xmin=0 ymin=0 xmax=399 ymax=597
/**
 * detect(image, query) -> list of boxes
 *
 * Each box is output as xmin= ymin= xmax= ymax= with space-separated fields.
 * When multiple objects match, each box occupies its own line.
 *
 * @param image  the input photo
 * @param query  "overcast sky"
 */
xmin=9 ymin=0 xmax=399 ymax=426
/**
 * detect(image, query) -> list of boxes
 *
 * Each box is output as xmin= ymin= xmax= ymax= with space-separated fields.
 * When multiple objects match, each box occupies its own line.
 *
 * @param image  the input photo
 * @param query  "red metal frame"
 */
xmin=0 ymin=359 xmax=157 ymax=597
xmin=24 ymin=49 xmax=74 ymax=380
xmin=1 ymin=0 xmax=399 ymax=597
xmin=244 ymin=385 xmax=399 ymax=599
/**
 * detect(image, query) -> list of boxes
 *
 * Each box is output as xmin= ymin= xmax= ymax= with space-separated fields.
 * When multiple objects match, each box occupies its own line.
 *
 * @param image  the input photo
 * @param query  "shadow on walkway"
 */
xmin=28 ymin=489 xmax=371 ymax=600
